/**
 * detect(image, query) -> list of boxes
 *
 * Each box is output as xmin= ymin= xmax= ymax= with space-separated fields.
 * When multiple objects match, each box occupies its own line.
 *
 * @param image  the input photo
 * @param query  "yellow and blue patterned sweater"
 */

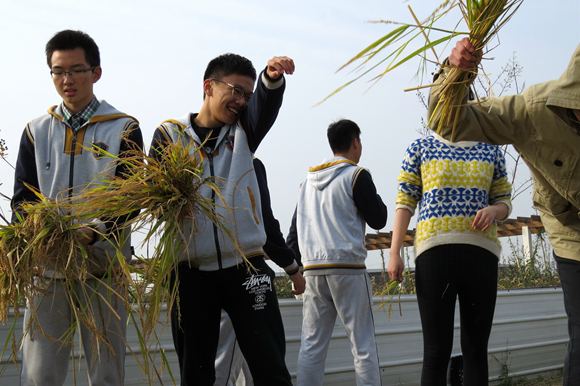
xmin=396 ymin=133 xmax=512 ymax=259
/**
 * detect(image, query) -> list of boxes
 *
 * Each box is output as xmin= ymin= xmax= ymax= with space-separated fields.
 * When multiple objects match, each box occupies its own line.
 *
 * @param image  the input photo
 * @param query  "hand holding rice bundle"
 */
xmin=429 ymin=0 xmax=523 ymax=137
xmin=319 ymin=0 xmax=524 ymax=140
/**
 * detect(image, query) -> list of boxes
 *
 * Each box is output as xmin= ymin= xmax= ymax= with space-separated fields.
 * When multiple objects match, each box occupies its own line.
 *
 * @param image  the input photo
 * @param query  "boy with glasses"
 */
xmin=11 ymin=29 xmax=143 ymax=386
xmin=150 ymin=53 xmax=295 ymax=385
xmin=214 ymin=157 xmax=306 ymax=386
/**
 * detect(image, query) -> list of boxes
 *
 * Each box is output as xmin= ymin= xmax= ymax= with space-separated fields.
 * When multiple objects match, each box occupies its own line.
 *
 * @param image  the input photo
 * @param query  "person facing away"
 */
xmin=11 ymin=29 xmax=143 ymax=386
xmin=287 ymin=118 xmax=387 ymax=386
xmin=388 ymin=132 xmax=512 ymax=385
xmin=213 ymin=157 xmax=306 ymax=386
xmin=429 ymin=37 xmax=580 ymax=385
xmin=149 ymin=53 xmax=295 ymax=386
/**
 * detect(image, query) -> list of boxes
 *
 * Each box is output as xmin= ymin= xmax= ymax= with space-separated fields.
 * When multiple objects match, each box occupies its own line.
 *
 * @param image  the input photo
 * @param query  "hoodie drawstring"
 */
xmin=46 ymin=116 xmax=54 ymax=170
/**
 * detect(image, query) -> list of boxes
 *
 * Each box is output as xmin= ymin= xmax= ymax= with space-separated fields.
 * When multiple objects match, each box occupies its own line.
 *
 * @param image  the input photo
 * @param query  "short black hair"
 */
xmin=45 ymin=30 xmax=100 ymax=68
xmin=327 ymin=119 xmax=361 ymax=154
xmin=203 ymin=53 xmax=256 ymax=99
xmin=204 ymin=53 xmax=256 ymax=82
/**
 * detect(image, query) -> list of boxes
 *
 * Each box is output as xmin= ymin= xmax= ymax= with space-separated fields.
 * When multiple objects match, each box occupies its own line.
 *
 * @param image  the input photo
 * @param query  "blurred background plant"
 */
xmin=274 ymin=275 xmax=295 ymax=299
xmin=498 ymin=230 xmax=560 ymax=290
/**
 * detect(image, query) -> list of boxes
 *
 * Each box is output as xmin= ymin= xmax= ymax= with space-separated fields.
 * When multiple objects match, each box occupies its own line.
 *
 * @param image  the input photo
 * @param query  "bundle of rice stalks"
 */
xmin=0 ymin=194 xmax=127 ymax=372
xmin=318 ymin=0 xmax=523 ymax=138
xmin=429 ymin=0 xmax=523 ymax=137
xmin=73 ymin=137 xmax=252 ymax=383
xmin=80 ymin=139 xmax=216 ymax=228
xmin=76 ymin=137 xmax=248 ymax=355
xmin=0 ymin=197 xmax=89 ymax=323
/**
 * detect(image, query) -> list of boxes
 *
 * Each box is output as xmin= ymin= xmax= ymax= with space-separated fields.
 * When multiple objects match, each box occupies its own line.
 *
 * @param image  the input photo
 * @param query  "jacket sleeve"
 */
xmin=286 ymin=208 xmax=302 ymax=268
xmin=149 ymin=125 xmax=173 ymax=162
xmin=428 ymin=64 xmax=532 ymax=146
xmin=11 ymin=125 xmax=40 ymax=223
xmin=352 ymin=169 xmax=387 ymax=230
xmin=395 ymin=140 xmax=422 ymax=216
xmin=254 ymin=158 xmax=299 ymax=275
xmin=241 ymin=69 xmax=286 ymax=153
xmin=117 ymin=121 xmax=144 ymax=178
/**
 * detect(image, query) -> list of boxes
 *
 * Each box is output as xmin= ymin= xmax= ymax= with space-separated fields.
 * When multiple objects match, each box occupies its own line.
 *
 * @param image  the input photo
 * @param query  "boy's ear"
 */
xmin=92 ymin=66 xmax=102 ymax=84
xmin=203 ymin=79 xmax=213 ymax=98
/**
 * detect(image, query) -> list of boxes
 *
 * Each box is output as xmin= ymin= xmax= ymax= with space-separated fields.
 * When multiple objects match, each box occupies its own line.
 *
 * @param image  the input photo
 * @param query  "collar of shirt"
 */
xmin=190 ymin=113 xmax=221 ymax=152
xmin=62 ymin=96 xmax=101 ymax=131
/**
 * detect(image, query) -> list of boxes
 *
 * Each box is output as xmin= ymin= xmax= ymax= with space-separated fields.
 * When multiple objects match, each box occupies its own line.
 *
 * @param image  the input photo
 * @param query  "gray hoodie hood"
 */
xmin=307 ymin=157 xmax=359 ymax=191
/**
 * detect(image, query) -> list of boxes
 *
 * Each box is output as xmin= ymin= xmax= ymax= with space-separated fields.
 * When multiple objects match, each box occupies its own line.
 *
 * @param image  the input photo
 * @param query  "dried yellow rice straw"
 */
xmin=0 ymin=194 xmax=128 ymax=374
xmin=73 ymin=137 xmax=251 ymax=382
xmin=429 ymin=0 xmax=523 ymax=138
xmin=318 ymin=0 xmax=524 ymax=140
xmin=0 ymin=196 xmax=90 ymax=323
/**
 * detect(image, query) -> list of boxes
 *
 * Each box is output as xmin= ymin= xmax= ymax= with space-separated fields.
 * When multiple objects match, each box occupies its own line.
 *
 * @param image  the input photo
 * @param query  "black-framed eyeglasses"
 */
xmin=50 ymin=66 xmax=96 ymax=79
xmin=211 ymin=78 xmax=250 ymax=101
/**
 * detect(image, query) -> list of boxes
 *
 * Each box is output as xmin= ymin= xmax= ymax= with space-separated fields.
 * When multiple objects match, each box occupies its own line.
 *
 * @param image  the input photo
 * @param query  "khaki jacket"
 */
xmin=428 ymin=44 xmax=580 ymax=261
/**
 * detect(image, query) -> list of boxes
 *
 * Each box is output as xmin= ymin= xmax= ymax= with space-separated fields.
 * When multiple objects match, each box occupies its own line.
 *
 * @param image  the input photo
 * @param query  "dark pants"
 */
xmin=554 ymin=253 xmax=580 ymax=386
xmin=415 ymin=244 xmax=498 ymax=386
xmin=171 ymin=256 xmax=292 ymax=386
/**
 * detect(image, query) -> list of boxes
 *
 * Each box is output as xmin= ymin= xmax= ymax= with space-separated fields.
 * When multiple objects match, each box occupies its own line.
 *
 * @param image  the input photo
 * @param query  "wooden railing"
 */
xmin=365 ymin=215 xmax=544 ymax=251
xmin=128 ymin=215 xmax=545 ymax=267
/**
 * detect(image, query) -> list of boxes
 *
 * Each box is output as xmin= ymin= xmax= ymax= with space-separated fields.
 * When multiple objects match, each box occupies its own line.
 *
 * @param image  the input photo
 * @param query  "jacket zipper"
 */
xmin=68 ymin=130 xmax=78 ymax=200
xmin=205 ymin=148 xmax=223 ymax=269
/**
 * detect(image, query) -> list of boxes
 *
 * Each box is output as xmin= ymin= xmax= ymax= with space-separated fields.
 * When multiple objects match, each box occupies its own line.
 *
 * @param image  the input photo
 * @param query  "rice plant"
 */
xmin=498 ymin=230 xmax=560 ymax=289
xmin=0 ymin=193 xmax=129 ymax=374
xmin=319 ymin=0 xmax=523 ymax=138
xmin=0 ymin=130 xmax=252 ymax=383
xmin=74 ymin=135 xmax=251 ymax=383
xmin=0 ymin=190 xmax=106 ymax=317
xmin=429 ymin=0 xmax=523 ymax=138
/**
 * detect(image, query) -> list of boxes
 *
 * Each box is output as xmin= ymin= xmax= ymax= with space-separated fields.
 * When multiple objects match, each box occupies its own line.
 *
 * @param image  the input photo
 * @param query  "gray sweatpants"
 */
xmin=297 ymin=274 xmax=382 ymax=386
xmin=214 ymin=310 xmax=253 ymax=386
xmin=20 ymin=277 xmax=127 ymax=386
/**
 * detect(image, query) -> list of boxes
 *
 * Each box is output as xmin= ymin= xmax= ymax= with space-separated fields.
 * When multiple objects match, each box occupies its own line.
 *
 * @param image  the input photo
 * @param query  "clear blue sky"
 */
xmin=1 ymin=0 xmax=579 ymax=270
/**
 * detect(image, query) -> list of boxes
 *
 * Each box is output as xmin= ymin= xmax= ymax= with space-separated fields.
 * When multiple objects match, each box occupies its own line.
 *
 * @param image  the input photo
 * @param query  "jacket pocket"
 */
xmin=247 ymin=186 xmax=260 ymax=225
xmin=531 ymin=169 xmax=569 ymax=212
xmin=552 ymin=207 xmax=580 ymax=232
xmin=535 ymin=143 xmax=579 ymax=202
xmin=533 ymin=188 xmax=580 ymax=232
